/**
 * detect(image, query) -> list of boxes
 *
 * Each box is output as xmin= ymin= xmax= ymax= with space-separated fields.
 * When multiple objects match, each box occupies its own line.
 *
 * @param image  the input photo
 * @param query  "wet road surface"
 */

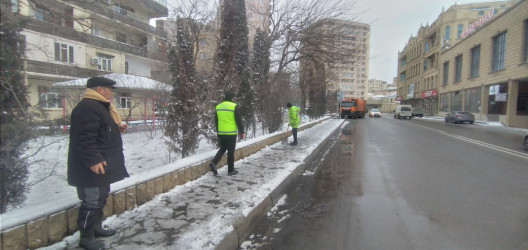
xmin=243 ymin=116 xmax=528 ymax=250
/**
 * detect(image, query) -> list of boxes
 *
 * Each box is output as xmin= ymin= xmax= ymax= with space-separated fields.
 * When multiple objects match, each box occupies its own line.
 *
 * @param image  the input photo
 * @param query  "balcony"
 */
xmin=72 ymin=2 xmax=167 ymax=38
xmin=26 ymin=60 xmax=101 ymax=78
xmin=25 ymin=19 xmax=165 ymax=61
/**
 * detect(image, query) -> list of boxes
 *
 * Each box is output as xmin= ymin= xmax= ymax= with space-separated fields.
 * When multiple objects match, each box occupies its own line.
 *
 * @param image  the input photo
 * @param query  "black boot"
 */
xmin=94 ymin=211 xmax=116 ymax=237
xmin=79 ymin=227 xmax=106 ymax=250
xmin=78 ymin=209 xmax=106 ymax=250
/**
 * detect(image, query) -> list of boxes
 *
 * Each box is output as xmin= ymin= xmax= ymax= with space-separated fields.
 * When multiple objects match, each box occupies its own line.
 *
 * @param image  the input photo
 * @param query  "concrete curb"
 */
xmin=223 ymin=118 xmax=345 ymax=249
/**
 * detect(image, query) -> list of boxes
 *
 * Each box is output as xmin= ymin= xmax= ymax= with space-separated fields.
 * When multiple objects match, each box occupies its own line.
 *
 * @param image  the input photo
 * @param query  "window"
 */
xmin=492 ymin=32 xmax=507 ymax=71
xmin=470 ymin=45 xmax=480 ymax=78
xmin=54 ymin=42 xmax=74 ymax=63
xmin=38 ymin=86 xmax=62 ymax=109
xmin=443 ymin=62 xmax=449 ymax=86
xmin=451 ymin=91 xmax=463 ymax=111
xmin=445 ymin=26 xmax=450 ymax=41
xmin=488 ymin=83 xmax=508 ymax=115
xmin=400 ymin=72 xmax=406 ymax=82
xmin=424 ymin=61 xmax=428 ymax=71
xmin=96 ymin=54 xmax=113 ymax=72
xmin=440 ymin=93 xmax=449 ymax=112
xmin=400 ymin=57 xmax=406 ymax=66
xmin=457 ymin=24 xmax=463 ymax=38
xmin=425 ymin=41 xmax=429 ymax=53
xmin=523 ymin=20 xmax=528 ymax=62
xmin=199 ymin=39 xmax=207 ymax=48
xmin=465 ymin=87 xmax=481 ymax=113
xmin=517 ymin=81 xmax=528 ymax=115
xmin=455 ymin=55 xmax=463 ymax=83
xmin=115 ymin=32 xmax=127 ymax=43
xmin=117 ymin=93 xmax=131 ymax=109
xmin=199 ymin=52 xmax=206 ymax=59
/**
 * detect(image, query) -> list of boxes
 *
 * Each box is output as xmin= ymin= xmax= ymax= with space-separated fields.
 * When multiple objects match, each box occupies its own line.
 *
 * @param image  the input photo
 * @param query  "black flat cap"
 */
xmin=87 ymin=77 xmax=117 ymax=89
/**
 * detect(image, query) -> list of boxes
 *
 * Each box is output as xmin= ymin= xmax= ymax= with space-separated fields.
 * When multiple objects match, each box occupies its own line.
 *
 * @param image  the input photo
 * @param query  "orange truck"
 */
xmin=339 ymin=98 xmax=366 ymax=119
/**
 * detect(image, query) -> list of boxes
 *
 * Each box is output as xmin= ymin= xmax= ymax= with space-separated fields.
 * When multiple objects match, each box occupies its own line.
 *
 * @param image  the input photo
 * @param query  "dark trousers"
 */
xmin=76 ymin=185 xmax=110 ymax=231
xmin=292 ymin=128 xmax=298 ymax=142
xmin=212 ymin=135 xmax=237 ymax=172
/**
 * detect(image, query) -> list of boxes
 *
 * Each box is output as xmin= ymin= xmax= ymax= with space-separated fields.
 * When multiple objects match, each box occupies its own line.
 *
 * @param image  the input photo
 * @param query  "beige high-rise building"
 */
xmin=396 ymin=0 xmax=519 ymax=115
xmin=327 ymin=20 xmax=371 ymax=100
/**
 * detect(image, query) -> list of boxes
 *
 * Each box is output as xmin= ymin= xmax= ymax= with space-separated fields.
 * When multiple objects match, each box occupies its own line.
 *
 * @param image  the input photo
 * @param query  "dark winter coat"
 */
xmin=67 ymin=98 xmax=129 ymax=187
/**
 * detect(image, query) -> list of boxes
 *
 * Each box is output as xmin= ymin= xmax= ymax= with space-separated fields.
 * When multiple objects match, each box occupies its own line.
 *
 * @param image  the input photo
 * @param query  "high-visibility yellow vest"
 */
xmin=289 ymin=106 xmax=300 ymax=128
xmin=216 ymin=101 xmax=238 ymax=135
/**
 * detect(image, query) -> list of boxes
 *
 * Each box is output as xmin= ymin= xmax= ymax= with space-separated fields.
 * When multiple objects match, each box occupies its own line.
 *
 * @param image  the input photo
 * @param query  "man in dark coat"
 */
xmin=67 ymin=77 xmax=129 ymax=250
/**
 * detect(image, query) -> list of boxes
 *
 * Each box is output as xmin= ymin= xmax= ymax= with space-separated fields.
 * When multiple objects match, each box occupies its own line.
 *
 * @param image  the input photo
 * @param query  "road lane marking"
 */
xmin=432 ymin=130 xmax=528 ymax=160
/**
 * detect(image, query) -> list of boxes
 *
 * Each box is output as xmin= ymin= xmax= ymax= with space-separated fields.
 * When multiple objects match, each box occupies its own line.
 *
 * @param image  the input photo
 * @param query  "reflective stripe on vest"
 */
xmin=289 ymin=106 xmax=300 ymax=128
xmin=216 ymin=101 xmax=238 ymax=135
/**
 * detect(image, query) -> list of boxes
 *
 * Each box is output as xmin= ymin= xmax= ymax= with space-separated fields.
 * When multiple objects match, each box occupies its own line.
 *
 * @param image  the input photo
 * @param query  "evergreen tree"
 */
xmin=212 ymin=0 xmax=252 ymax=135
xmin=165 ymin=19 xmax=201 ymax=158
xmin=0 ymin=0 xmax=33 ymax=213
xmin=251 ymin=29 xmax=275 ymax=133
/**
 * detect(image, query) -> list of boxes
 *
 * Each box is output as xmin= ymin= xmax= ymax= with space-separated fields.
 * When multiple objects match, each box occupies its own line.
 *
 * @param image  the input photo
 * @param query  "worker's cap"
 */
xmin=224 ymin=90 xmax=235 ymax=101
xmin=87 ymin=77 xmax=117 ymax=89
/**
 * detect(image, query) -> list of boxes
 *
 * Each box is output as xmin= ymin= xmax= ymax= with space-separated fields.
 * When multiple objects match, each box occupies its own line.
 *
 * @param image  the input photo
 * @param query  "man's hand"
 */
xmin=240 ymin=133 xmax=245 ymax=140
xmin=118 ymin=123 xmax=128 ymax=133
xmin=89 ymin=161 xmax=107 ymax=174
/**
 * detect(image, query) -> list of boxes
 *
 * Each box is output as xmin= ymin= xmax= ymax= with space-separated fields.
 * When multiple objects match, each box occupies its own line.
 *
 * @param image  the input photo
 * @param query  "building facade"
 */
xmin=326 ymin=20 xmax=371 ymax=100
xmin=396 ymin=0 xmax=519 ymax=116
xmin=18 ymin=0 xmax=169 ymax=120
xmin=439 ymin=0 xmax=528 ymax=128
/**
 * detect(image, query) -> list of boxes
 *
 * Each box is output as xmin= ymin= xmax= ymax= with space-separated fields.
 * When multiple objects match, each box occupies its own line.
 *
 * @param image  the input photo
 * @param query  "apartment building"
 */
xmin=322 ymin=20 xmax=371 ymax=100
xmin=368 ymin=79 xmax=389 ymax=94
xmin=396 ymin=0 xmax=519 ymax=116
xmin=18 ymin=0 xmax=169 ymax=120
xmin=439 ymin=0 xmax=528 ymax=128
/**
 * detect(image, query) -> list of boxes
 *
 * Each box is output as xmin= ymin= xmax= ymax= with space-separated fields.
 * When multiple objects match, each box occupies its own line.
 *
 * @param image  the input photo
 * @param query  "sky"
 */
xmin=159 ymin=0 xmax=512 ymax=83
xmin=353 ymin=0 xmax=514 ymax=83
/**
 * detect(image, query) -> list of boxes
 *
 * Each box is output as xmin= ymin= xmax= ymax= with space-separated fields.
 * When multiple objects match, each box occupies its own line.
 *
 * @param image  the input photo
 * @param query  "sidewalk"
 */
xmin=43 ymin=119 xmax=345 ymax=250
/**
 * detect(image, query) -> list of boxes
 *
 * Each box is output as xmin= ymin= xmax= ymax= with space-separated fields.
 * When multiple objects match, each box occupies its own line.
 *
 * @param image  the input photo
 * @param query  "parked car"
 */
xmin=524 ymin=134 xmax=528 ymax=151
xmin=369 ymin=109 xmax=382 ymax=118
xmin=394 ymin=105 xmax=412 ymax=119
xmin=412 ymin=107 xmax=426 ymax=117
xmin=445 ymin=111 xmax=475 ymax=124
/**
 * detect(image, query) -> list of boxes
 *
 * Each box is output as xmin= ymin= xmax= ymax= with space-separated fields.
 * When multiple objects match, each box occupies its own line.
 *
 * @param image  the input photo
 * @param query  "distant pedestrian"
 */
xmin=287 ymin=103 xmax=300 ymax=146
xmin=67 ymin=77 xmax=129 ymax=250
xmin=209 ymin=90 xmax=245 ymax=176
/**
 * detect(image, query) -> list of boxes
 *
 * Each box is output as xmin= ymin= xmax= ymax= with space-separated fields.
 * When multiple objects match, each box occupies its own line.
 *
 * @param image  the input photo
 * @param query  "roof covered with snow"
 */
xmin=53 ymin=73 xmax=172 ymax=91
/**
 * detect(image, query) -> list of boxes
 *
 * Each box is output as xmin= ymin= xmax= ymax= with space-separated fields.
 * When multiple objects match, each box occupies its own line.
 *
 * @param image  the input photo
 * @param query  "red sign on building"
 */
xmin=421 ymin=89 xmax=438 ymax=98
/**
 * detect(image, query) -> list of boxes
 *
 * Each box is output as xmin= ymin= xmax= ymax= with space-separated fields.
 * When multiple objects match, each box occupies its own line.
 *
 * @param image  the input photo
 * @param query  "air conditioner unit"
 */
xmin=91 ymin=58 xmax=101 ymax=65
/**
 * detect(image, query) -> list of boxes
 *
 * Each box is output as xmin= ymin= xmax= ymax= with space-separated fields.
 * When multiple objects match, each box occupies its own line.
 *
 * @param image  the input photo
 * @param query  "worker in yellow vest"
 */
xmin=209 ymin=90 xmax=245 ymax=176
xmin=287 ymin=102 xmax=300 ymax=145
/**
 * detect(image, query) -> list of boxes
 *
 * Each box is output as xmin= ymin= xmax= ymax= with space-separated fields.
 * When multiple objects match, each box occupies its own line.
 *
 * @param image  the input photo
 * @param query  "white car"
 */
xmin=369 ymin=109 xmax=381 ymax=118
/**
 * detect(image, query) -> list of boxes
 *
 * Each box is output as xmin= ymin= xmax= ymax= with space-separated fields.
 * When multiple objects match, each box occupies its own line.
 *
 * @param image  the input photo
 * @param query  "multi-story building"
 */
xmin=216 ymin=0 xmax=271 ymax=48
xmin=396 ymin=0 xmax=519 ymax=115
xmin=439 ymin=0 xmax=528 ymax=128
xmin=18 ymin=0 xmax=169 ymax=120
xmin=368 ymin=79 xmax=388 ymax=94
xmin=325 ymin=20 xmax=371 ymax=100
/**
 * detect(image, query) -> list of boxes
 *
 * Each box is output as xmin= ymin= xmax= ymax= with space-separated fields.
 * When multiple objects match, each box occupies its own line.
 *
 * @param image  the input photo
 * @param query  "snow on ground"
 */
xmin=18 ymin=130 xmax=216 ymax=211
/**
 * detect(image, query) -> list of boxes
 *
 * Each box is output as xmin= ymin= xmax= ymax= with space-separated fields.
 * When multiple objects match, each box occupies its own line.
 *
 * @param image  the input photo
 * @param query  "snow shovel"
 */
xmin=281 ymin=125 xmax=290 ymax=145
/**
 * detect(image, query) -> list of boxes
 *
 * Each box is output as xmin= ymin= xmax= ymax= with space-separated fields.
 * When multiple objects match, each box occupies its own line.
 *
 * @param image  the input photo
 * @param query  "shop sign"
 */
xmin=460 ymin=9 xmax=495 ymax=39
xmin=421 ymin=89 xmax=438 ymax=98
xmin=489 ymin=84 xmax=500 ymax=95
xmin=496 ymin=93 xmax=507 ymax=102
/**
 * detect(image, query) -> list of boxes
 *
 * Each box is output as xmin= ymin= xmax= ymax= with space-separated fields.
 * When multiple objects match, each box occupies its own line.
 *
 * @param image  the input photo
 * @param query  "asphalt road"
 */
xmin=243 ymin=116 xmax=528 ymax=250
